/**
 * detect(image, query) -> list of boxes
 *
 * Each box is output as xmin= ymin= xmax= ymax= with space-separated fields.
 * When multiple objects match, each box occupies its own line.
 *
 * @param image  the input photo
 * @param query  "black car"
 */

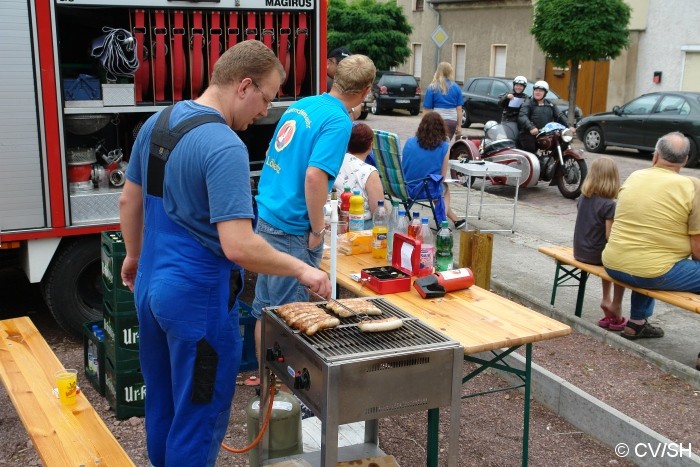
xmin=370 ymin=71 xmax=421 ymax=116
xmin=576 ymin=91 xmax=700 ymax=167
xmin=461 ymin=76 xmax=581 ymax=127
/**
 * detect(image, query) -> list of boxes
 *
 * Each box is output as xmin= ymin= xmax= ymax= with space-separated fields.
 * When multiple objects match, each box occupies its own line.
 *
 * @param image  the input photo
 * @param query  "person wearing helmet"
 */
xmin=517 ymin=80 xmax=572 ymax=152
xmin=498 ymin=75 xmax=528 ymax=139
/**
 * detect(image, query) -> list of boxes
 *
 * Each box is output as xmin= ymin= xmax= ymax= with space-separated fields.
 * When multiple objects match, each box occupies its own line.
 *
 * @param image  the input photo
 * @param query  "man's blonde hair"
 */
xmin=332 ymin=55 xmax=376 ymax=95
xmin=210 ymin=40 xmax=285 ymax=86
xmin=581 ymin=157 xmax=620 ymax=199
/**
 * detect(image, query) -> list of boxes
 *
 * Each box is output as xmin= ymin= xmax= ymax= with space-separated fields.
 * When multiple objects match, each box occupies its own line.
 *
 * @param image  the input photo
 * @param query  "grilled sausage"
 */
xmin=357 ymin=317 xmax=403 ymax=333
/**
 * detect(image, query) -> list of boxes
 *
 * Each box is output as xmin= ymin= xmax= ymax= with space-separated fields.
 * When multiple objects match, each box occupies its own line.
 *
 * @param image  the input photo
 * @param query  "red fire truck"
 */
xmin=0 ymin=0 xmax=327 ymax=334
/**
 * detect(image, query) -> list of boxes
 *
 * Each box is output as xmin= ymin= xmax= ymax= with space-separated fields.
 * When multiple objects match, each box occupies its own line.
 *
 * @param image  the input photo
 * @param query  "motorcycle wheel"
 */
xmin=557 ymin=156 xmax=587 ymax=199
xmin=449 ymin=147 xmax=477 ymax=187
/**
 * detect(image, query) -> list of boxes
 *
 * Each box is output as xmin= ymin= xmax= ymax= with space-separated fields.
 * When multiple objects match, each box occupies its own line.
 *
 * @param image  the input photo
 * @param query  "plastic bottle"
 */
xmin=386 ymin=200 xmax=400 ymax=259
xmin=435 ymin=220 xmax=454 ymax=272
xmin=348 ymin=188 xmax=365 ymax=232
xmin=407 ymin=211 xmax=422 ymax=239
xmin=417 ymin=217 xmax=435 ymax=277
xmin=372 ymin=200 xmax=388 ymax=259
xmin=86 ymin=324 xmax=99 ymax=377
xmin=339 ymin=186 xmax=352 ymax=234
xmin=395 ymin=210 xmax=409 ymax=237
xmin=95 ymin=329 xmax=104 ymax=381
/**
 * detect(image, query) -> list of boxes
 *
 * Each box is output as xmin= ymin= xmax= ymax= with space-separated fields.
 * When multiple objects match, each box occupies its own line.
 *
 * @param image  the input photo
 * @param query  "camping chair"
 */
xmin=372 ymin=129 xmax=445 ymax=228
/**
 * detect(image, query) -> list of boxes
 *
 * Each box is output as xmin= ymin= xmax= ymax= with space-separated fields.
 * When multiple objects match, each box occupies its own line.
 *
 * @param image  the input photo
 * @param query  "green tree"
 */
xmin=531 ymin=0 xmax=631 ymax=123
xmin=328 ymin=0 xmax=412 ymax=71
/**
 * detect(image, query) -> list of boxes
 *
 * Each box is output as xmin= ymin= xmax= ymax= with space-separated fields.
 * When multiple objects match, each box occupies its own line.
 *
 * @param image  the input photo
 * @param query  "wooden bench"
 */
xmin=539 ymin=245 xmax=700 ymax=317
xmin=0 ymin=316 xmax=134 ymax=466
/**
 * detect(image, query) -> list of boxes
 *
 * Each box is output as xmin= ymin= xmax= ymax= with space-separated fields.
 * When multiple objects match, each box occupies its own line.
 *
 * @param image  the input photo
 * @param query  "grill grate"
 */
xmin=267 ymin=298 xmax=454 ymax=361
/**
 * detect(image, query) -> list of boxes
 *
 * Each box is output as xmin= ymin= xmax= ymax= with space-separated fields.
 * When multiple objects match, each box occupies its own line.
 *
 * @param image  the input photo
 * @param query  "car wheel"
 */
xmin=686 ymin=138 xmax=699 ymax=167
xmin=461 ymin=110 xmax=471 ymax=128
xmin=582 ymin=126 xmax=605 ymax=153
xmin=357 ymin=111 xmax=368 ymax=120
xmin=370 ymin=101 xmax=380 ymax=115
xmin=409 ymin=108 xmax=419 ymax=116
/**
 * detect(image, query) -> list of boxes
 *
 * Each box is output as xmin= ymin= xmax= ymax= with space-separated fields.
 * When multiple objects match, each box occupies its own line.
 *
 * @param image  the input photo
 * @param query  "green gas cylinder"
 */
xmin=246 ymin=389 xmax=302 ymax=466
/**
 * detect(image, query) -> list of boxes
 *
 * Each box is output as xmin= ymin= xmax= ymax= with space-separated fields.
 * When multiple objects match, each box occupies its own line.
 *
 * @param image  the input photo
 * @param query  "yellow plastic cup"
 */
xmin=55 ymin=369 xmax=78 ymax=406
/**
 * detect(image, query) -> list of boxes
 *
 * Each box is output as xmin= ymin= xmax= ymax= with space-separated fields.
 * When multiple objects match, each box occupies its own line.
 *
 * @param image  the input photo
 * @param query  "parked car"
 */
xmin=357 ymin=91 xmax=374 ymax=120
xmin=370 ymin=71 xmax=421 ymax=116
xmin=576 ymin=91 xmax=700 ymax=167
xmin=461 ymin=76 xmax=582 ymax=128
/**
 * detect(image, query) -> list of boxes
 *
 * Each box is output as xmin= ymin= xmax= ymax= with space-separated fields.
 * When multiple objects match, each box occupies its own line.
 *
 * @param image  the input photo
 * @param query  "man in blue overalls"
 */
xmin=119 ymin=40 xmax=330 ymax=467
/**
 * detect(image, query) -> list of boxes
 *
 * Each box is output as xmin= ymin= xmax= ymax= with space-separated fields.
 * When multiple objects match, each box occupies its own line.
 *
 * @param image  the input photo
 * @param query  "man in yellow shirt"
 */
xmin=602 ymin=132 xmax=700 ymax=340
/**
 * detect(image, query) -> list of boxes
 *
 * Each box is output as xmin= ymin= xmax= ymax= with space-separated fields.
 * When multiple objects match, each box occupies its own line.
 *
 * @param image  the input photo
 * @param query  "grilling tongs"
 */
xmin=306 ymin=288 xmax=370 ymax=321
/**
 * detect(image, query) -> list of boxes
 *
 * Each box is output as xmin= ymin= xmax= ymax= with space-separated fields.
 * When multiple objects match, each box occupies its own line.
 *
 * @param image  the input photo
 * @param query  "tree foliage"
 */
xmin=531 ymin=0 xmax=631 ymax=123
xmin=531 ymin=0 xmax=631 ymax=66
xmin=328 ymin=0 xmax=412 ymax=70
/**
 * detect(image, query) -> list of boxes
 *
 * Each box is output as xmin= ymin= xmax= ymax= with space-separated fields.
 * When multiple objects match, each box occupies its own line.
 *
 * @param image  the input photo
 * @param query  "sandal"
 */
xmin=621 ymin=320 xmax=664 ymax=340
xmin=597 ymin=317 xmax=611 ymax=328
xmin=608 ymin=317 xmax=628 ymax=332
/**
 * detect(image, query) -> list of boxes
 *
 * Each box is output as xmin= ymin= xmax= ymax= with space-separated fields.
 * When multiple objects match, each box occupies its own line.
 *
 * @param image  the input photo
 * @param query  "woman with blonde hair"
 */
xmin=422 ymin=62 xmax=464 ymax=140
xmin=573 ymin=157 xmax=626 ymax=330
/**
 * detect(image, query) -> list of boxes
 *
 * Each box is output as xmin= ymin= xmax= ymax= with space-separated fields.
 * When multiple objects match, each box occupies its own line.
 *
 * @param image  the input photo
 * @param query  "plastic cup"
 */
xmin=55 ymin=369 xmax=78 ymax=406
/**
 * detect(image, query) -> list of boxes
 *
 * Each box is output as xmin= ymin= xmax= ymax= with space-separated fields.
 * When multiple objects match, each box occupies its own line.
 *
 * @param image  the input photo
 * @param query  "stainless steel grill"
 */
xmin=260 ymin=297 xmax=463 ymax=466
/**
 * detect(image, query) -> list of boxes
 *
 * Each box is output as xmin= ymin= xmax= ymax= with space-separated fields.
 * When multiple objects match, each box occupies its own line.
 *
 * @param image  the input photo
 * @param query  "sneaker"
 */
xmin=607 ymin=317 xmax=628 ymax=332
xmin=597 ymin=317 xmax=611 ymax=328
xmin=298 ymin=400 xmax=315 ymax=420
xmin=454 ymin=219 xmax=466 ymax=230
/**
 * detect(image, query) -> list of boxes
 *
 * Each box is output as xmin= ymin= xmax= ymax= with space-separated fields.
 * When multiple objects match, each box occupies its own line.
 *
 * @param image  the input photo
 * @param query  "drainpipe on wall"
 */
xmin=427 ymin=0 xmax=440 ymax=69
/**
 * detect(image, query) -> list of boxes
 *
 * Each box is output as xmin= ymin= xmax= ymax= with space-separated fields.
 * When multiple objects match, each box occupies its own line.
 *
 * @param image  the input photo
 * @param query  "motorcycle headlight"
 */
xmin=562 ymin=128 xmax=574 ymax=143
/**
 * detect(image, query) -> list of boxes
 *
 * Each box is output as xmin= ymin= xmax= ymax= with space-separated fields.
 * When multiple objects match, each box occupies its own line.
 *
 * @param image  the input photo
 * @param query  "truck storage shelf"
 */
xmin=64 ymin=106 xmax=163 ymax=115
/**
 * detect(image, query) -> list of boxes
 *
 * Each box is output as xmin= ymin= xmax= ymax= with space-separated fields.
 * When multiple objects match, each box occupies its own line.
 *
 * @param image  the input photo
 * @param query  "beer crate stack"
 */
xmin=100 ymin=230 xmax=145 ymax=420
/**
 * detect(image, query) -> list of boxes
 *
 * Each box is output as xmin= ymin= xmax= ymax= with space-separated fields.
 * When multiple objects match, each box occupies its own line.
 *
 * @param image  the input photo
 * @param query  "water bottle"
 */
xmin=372 ymin=200 xmax=388 ymax=259
xmin=339 ymin=186 xmax=352 ymax=234
xmin=386 ymin=200 xmax=400 ymax=259
xmin=407 ymin=211 xmax=422 ymax=239
xmin=349 ymin=188 xmax=365 ymax=231
xmin=95 ymin=329 xmax=104 ymax=379
xmin=395 ymin=210 xmax=409 ymax=237
xmin=435 ymin=220 xmax=454 ymax=272
xmin=417 ymin=218 xmax=435 ymax=277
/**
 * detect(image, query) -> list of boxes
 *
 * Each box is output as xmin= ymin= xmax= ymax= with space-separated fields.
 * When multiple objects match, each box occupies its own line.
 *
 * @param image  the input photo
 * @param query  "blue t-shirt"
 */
xmin=423 ymin=80 xmax=463 ymax=109
xmin=126 ymin=101 xmax=255 ymax=257
xmin=401 ymin=137 xmax=449 ymax=198
xmin=256 ymin=93 xmax=351 ymax=235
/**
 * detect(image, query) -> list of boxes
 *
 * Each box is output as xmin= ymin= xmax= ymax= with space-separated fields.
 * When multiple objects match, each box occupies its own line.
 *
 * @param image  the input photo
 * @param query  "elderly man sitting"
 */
xmin=602 ymin=132 xmax=700 ymax=340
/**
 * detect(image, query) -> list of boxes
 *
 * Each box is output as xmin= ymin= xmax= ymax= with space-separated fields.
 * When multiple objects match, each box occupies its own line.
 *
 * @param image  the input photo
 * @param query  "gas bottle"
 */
xmin=246 ymin=389 xmax=302 ymax=466
xmin=348 ymin=188 xmax=365 ymax=231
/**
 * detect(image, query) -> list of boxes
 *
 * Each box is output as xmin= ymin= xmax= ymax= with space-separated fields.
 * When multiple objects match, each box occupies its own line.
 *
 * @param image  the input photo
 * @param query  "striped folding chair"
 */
xmin=372 ymin=129 xmax=445 ymax=227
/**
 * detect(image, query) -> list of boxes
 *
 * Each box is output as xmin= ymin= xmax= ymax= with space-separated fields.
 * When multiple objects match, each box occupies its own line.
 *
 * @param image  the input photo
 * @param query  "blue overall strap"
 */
xmin=147 ymin=105 xmax=227 ymax=197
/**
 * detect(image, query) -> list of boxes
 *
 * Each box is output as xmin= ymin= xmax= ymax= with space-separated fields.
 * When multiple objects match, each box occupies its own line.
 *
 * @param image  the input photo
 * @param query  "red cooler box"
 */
xmin=360 ymin=233 xmax=420 ymax=294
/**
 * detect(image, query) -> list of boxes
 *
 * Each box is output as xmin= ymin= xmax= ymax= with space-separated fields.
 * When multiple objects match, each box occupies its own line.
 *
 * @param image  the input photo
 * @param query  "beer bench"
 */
xmin=538 ymin=245 xmax=700 ymax=317
xmin=0 ymin=317 xmax=134 ymax=466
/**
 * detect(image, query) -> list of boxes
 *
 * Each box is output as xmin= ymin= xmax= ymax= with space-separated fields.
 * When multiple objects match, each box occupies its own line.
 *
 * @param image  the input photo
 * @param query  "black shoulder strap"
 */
xmin=147 ymin=105 xmax=226 ymax=197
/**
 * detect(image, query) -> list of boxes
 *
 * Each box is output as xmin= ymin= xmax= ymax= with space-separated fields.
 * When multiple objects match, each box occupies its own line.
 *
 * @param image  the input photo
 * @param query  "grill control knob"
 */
xmin=266 ymin=343 xmax=283 ymax=362
xmin=294 ymin=368 xmax=311 ymax=390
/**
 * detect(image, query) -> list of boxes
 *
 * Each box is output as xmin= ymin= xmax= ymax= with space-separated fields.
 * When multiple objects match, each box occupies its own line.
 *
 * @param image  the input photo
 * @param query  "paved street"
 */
xmin=363 ymin=110 xmax=700 ymax=380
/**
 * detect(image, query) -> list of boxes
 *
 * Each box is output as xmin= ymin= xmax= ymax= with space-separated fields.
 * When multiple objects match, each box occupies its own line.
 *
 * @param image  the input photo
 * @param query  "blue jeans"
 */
xmin=605 ymin=259 xmax=700 ymax=320
xmin=252 ymin=219 xmax=324 ymax=319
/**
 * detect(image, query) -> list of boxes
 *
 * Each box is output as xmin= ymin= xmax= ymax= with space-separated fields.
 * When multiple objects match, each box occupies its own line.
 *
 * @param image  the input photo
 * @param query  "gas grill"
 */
xmin=260 ymin=297 xmax=463 ymax=466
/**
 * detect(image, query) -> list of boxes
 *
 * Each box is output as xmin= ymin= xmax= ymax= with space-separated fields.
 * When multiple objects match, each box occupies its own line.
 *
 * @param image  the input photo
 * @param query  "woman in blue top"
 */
xmin=402 ymin=111 xmax=465 ymax=229
xmin=422 ymin=62 xmax=464 ymax=141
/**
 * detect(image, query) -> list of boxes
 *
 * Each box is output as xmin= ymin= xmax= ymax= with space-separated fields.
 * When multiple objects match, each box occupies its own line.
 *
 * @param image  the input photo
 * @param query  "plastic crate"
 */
xmin=101 ymin=276 xmax=136 ymax=312
xmin=103 ymin=301 xmax=140 ymax=371
xmin=83 ymin=320 xmax=106 ymax=395
xmin=101 ymin=230 xmax=127 ymax=290
xmin=104 ymin=356 xmax=145 ymax=420
xmin=238 ymin=301 xmax=257 ymax=372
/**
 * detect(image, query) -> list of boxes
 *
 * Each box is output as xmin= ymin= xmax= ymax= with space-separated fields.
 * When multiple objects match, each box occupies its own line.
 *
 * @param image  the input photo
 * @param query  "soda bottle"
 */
xmin=372 ymin=200 xmax=388 ymax=259
xmin=435 ymin=220 xmax=454 ymax=272
xmin=386 ymin=200 xmax=400 ymax=259
xmin=348 ymin=188 xmax=365 ymax=231
xmin=339 ymin=186 xmax=352 ymax=234
xmin=417 ymin=218 xmax=435 ymax=277
xmin=407 ymin=211 xmax=422 ymax=238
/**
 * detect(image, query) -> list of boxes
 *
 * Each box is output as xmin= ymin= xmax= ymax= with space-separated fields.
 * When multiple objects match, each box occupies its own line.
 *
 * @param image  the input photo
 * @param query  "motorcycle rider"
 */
xmin=498 ymin=75 xmax=528 ymax=139
xmin=517 ymin=80 xmax=573 ymax=153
